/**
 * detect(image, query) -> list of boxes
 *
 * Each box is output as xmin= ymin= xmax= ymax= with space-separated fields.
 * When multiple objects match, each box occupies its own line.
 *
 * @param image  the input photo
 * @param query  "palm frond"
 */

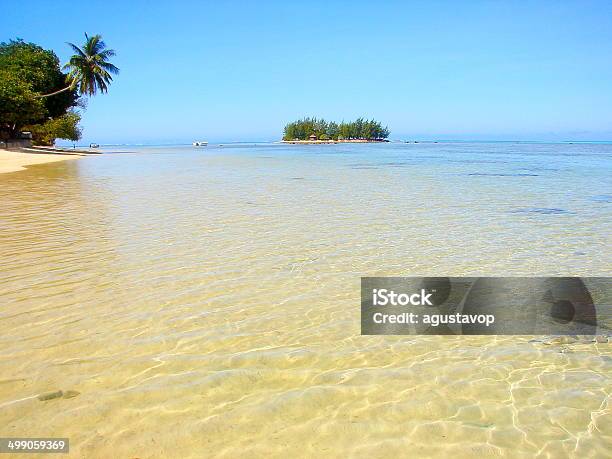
xmin=63 ymin=33 xmax=119 ymax=97
xmin=66 ymin=42 xmax=86 ymax=58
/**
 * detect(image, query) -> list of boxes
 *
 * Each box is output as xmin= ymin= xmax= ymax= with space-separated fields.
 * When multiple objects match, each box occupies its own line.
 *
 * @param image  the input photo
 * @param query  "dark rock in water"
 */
xmin=37 ymin=389 xmax=80 ymax=401
xmin=38 ymin=390 xmax=63 ymax=401
xmin=468 ymin=172 xmax=539 ymax=177
xmin=546 ymin=336 xmax=579 ymax=345
xmin=591 ymin=195 xmax=612 ymax=203
xmin=511 ymin=208 xmax=572 ymax=215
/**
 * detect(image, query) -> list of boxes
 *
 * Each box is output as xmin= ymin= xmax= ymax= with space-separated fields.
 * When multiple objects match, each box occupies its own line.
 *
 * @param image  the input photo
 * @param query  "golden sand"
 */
xmin=0 ymin=148 xmax=83 ymax=174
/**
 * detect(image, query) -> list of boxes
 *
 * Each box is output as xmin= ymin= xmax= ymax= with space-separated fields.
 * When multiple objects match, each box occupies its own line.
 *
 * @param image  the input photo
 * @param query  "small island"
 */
xmin=282 ymin=117 xmax=390 ymax=143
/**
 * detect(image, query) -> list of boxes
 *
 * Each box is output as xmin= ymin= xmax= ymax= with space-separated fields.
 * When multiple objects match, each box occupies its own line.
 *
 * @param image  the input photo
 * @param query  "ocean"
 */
xmin=1 ymin=141 xmax=610 ymax=457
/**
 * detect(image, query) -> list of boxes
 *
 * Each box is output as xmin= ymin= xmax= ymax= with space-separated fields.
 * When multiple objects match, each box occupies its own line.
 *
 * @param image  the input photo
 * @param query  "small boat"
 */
xmin=89 ymin=143 xmax=100 ymax=148
xmin=192 ymin=141 xmax=208 ymax=146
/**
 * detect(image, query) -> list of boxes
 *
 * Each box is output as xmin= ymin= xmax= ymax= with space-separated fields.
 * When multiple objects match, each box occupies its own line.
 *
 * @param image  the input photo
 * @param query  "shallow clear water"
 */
xmin=0 ymin=142 xmax=610 ymax=457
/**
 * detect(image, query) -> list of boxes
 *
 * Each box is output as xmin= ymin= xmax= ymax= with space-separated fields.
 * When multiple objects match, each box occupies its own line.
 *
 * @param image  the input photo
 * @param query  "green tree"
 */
xmin=38 ymin=33 xmax=119 ymax=98
xmin=0 ymin=39 xmax=80 ymax=139
xmin=1 ymin=35 xmax=118 ymax=144
xmin=326 ymin=121 xmax=339 ymax=140
xmin=26 ymin=112 xmax=82 ymax=145
xmin=0 ymin=39 xmax=79 ymax=117
xmin=283 ymin=118 xmax=390 ymax=141
xmin=338 ymin=121 xmax=350 ymax=140
xmin=0 ymin=69 xmax=46 ymax=139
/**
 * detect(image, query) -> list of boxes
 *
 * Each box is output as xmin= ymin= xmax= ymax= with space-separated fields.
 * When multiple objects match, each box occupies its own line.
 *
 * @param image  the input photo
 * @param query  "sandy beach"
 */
xmin=0 ymin=148 xmax=83 ymax=174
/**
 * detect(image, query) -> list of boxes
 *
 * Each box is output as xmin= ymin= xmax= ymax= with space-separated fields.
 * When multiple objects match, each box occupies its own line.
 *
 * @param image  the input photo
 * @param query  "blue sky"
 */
xmin=4 ymin=0 xmax=612 ymax=143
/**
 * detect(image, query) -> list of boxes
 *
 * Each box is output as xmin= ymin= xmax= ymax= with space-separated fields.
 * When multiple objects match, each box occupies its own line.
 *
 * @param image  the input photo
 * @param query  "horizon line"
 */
xmin=59 ymin=139 xmax=612 ymax=147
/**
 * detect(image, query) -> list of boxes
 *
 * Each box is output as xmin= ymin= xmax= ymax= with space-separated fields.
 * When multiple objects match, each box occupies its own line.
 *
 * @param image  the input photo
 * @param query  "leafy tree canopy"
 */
xmin=283 ymin=117 xmax=390 ymax=141
xmin=0 ymin=69 xmax=46 ymax=139
xmin=0 ymin=39 xmax=79 ymax=118
xmin=26 ymin=112 xmax=82 ymax=145
xmin=64 ymin=33 xmax=119 ymax=96
xmin=0 ymin=39 xmax=80 ymax=142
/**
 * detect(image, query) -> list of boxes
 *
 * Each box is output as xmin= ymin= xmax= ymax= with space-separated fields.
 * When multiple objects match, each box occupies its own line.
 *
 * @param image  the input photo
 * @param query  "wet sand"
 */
xmin=0 ymin=148 xmax=83 ymax=174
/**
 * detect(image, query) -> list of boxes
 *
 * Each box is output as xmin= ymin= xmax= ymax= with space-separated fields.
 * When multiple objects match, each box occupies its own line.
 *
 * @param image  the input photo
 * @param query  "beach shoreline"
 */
xmin=0 ymin=148 xmax=84 ymax=175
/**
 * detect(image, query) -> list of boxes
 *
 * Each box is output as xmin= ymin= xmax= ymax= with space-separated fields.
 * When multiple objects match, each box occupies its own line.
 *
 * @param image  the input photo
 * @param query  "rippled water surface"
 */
xmin=1 ymin=142 xmax=611 ymax=458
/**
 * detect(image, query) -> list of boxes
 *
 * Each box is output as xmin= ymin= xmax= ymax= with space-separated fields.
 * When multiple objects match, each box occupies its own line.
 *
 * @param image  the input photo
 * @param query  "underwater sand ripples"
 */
xmin=0 ymin=143 xmax=610 ymax=457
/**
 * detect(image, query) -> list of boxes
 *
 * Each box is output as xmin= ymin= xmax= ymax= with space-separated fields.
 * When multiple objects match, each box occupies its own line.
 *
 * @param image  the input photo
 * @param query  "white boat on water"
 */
xmin=192 ymin=141 xmax=208 ymax=146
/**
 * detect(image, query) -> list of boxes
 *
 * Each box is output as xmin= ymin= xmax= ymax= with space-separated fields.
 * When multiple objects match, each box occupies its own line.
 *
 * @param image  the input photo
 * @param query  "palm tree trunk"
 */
xmin=35 ymin=86 xmax=72 ymax=98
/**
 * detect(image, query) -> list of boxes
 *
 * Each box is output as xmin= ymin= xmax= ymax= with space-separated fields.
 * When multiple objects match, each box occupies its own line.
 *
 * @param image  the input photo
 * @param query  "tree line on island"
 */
xmin=0 ymin=34 xmax=118 ymax=145
xmin=283 ymin=117 xmax=390 ymax=141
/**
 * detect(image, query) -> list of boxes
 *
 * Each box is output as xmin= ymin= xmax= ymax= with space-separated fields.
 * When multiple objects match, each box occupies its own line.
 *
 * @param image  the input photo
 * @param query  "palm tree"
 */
xmin=36 ymin=33 xmax=119 ymax=98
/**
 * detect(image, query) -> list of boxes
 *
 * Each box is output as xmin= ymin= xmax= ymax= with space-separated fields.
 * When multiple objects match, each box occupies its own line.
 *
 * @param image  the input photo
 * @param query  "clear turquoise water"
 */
xmin=90 ymin=141 xmax=611 ymax=274
xmin=1 ymin=141 xmax=610 ymax=457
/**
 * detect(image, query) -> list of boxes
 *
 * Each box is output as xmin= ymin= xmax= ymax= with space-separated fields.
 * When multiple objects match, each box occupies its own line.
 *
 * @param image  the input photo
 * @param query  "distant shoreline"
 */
xmin=281 ymin=139 xmax=390 ymax=145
